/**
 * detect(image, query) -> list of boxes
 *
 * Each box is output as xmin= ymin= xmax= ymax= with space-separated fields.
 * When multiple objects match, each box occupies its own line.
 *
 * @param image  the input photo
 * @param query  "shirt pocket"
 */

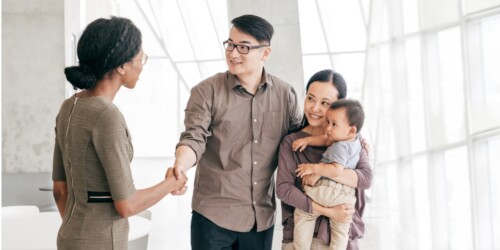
xmin=263 ymin=112 xmax=282 ymax=140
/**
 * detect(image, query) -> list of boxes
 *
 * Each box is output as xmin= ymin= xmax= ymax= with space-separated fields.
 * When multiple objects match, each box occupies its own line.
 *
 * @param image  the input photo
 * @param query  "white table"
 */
xmin=2 ymin=211 xmax=153 ymax=250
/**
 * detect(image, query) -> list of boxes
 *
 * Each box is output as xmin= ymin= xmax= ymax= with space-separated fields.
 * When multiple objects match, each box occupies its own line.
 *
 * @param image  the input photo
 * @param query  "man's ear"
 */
xmin=262 ymin=46 xmax=272 ymax=61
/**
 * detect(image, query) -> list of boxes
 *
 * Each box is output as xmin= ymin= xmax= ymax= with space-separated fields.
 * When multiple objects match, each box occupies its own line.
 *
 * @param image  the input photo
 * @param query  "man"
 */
xmin=173 ymin=14 xmax=302 ymax=250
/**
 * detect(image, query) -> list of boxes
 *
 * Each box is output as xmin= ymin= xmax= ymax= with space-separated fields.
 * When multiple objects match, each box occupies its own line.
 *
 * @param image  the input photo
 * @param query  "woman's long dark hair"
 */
xmin=293 ymin=69 xmax=348 ymax=132
xmin=64 ymin=16 xmax=142 ymax=90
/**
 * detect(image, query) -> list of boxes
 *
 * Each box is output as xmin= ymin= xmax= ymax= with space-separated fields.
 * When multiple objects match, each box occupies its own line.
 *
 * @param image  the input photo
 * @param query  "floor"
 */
xmin=131 ymin=158 xmax=377 ymax=250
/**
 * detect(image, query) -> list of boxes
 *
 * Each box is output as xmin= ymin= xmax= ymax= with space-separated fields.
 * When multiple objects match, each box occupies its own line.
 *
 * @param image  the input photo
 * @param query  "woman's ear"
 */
xmin=116 ymin=65 xmax=125 ymax=75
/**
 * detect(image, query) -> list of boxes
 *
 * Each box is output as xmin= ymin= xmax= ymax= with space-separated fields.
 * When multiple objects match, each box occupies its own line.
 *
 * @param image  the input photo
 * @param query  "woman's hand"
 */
xmin=166 ymin=167 xmax=188 ymax=195
xmin=302 ymin=173 xmax=321 ymax=187
xmin=329 ymin=204 xmax=354 ymax=223
xmin=317 ymin=203 xmax=354 ymax=223
xmin=361 ymin=137 xmax=371 ymax=157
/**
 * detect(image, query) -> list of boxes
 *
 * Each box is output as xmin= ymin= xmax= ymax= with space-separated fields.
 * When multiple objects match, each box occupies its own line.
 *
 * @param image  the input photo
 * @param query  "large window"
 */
xmin=298 ymin=0 xmax=366 ymax=100
xmin=363 ymin=0 xmax=500 ymax=248
xmin=114 ymin=0 xmax=228 ymax=157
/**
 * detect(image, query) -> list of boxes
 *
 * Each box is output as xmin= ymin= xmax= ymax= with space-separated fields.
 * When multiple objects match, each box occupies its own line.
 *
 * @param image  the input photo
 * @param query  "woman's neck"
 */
xmin=77 ymin=78 xmax=121 ymax=101
xmin=302 ymin=125 xmax=326 ymax=136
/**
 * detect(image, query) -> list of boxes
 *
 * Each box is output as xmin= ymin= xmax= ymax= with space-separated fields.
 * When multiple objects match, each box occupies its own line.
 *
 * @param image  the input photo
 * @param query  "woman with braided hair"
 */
xmin=52 ymin=16 xmax=187 ymax=249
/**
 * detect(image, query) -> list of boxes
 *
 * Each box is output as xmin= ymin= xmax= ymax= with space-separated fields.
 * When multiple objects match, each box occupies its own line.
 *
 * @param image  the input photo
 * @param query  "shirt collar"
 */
xmin=228 ymin=68 xmax=273 ymax=91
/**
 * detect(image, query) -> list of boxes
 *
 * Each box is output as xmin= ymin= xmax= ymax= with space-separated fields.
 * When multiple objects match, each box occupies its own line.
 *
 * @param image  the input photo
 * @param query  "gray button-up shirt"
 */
xmin=177 ymin=70 xmax=302 ymax=232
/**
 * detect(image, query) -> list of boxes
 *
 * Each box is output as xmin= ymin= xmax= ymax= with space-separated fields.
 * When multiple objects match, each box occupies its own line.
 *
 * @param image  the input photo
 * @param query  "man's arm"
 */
xmin=173 ymin=82 xmax=213 ymax=183
xmin=173 ymin=145 xmax=197 ymax=178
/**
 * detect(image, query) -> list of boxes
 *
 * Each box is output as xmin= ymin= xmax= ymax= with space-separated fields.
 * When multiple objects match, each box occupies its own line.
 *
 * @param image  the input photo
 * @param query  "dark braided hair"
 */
xmin=296 ymin=69 xmax=348 ymax=130
xmin=64 ymin=16 xmax=142 ymax=90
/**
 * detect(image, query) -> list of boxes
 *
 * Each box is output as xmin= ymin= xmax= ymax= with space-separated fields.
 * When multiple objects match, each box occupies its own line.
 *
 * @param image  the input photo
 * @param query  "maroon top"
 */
xmin=276 ymin=130 xmax=373 ymax=248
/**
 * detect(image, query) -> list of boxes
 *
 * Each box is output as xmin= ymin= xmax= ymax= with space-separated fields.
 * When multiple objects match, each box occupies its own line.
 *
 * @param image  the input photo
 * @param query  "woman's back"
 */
xmin=53 ymin=95 xmax=136 ymax=249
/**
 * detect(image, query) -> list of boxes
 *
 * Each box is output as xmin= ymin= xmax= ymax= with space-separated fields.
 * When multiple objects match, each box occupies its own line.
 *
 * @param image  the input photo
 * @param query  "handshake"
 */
xmin=165 ymin=167 xmax=188 ymax=195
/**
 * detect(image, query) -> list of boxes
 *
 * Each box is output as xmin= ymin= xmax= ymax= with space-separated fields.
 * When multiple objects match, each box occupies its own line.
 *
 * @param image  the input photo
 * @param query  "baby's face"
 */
xmin=325 ymin=108 xmax=352 ymax=142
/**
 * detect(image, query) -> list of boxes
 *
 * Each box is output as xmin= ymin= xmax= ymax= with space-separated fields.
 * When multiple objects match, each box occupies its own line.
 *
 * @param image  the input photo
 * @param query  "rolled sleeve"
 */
xmin=176 ymin=83 xmax=213 ymax=164
xmin=354 ymin=148 xmax=373 ymax=190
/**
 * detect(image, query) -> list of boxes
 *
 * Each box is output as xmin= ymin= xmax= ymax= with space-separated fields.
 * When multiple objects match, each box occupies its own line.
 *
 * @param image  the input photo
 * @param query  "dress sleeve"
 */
xmin=52 ymin=119 xmax=66 ymax=181
xmin=276 ymin=135 xmax=313 ymax=213
xmin=354 ymin=141 xmax=373 ymax=190
xmin=92 ymin=107 xmax=136 ymax=201
xmin=176 ymin=83 xmax=213 ymax=164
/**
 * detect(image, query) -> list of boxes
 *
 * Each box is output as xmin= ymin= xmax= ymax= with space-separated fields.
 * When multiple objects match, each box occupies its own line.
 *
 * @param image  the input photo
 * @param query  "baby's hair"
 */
xmin=330 ymin=99 xmax=365 ymax=132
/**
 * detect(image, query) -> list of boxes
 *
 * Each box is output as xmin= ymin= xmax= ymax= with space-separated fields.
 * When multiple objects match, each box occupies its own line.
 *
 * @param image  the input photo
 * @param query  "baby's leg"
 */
xmin=328 ymin=184 xmax=356 ymax=250
xmin=293 ymin=208 xmax=319 ymax=250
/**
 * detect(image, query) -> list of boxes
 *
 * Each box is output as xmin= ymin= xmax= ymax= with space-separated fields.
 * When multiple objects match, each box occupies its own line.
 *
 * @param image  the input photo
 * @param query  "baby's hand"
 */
xmin=292 ymin=138 xmax=309 ymax=152
xmin=296 ymin=163 xmax=316 ymax=177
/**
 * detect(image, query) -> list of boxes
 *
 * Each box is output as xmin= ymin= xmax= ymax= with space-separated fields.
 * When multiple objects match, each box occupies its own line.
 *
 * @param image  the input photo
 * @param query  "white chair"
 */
xmin=128 ymin=209 xmax=152 ymax=250
xmin=2 ymin=205 xmax=40 ymax=219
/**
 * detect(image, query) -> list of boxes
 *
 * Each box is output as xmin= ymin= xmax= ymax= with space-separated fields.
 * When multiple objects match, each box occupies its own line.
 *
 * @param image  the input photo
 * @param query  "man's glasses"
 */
xmin=223 ymin=40 xmax=268 ymax=54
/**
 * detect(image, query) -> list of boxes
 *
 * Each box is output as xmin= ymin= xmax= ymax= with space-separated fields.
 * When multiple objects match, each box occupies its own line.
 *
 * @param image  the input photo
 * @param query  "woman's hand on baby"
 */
xmin=327 ymin=204 xmax=354 ymax=223
xmin=361 ymin=138 xmax=371 ymax=157
xmin=296 ymin=163 xmax=315 ymax=177
xmin=292 ymin=138 xmax=308 ymax=152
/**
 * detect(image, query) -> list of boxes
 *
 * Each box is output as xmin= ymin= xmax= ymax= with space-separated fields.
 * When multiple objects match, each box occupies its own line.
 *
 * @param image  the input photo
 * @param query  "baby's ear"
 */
xmin=349 ymin=126 xmax=357 ymax=136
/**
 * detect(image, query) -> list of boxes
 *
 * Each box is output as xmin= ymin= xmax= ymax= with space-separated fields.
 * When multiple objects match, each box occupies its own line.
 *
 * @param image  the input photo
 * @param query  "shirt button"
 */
xmin=254 ymin=140 xmax=258 ymax=144
xmin=253 ymin=118 xmax=257 ymax=122
xmin=253 ymin=161 xmax=257 ymax=165
xmin=253 ymin=201 xmax=256 ymax=205
xmin=254 ymin=182 xmax=257 ymax=185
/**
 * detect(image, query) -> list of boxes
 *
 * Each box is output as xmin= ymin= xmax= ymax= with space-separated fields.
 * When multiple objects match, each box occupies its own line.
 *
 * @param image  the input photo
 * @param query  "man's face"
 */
xmin=225 ymin=27 xmax=270 ymax=78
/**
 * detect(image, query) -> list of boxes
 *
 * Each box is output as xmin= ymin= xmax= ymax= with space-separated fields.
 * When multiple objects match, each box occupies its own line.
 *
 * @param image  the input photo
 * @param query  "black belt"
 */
xmin=87 ymin=191 xmax=113 ymax=203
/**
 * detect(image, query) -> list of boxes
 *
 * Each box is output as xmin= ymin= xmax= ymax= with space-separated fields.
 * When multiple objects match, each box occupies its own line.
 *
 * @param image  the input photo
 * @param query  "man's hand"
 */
xmin=292 ymin=138 xmax=309 ymax=152
xmin=166 ymin=167 xmax=188 ymax=195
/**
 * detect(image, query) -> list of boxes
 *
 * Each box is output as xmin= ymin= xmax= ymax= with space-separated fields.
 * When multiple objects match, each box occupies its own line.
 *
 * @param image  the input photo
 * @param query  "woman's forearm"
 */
xmin=53 ymin=181 xmax=68 ymax=217
xmin=331 ymin=169 xmax=358 ymax=188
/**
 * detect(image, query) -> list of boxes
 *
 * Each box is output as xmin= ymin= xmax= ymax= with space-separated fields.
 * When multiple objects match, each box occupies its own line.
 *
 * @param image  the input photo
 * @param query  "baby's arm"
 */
xmin=296 ymin=161 xmax=345 ymax=179
xmin=292 ymin=134 xmax=330 ymax=152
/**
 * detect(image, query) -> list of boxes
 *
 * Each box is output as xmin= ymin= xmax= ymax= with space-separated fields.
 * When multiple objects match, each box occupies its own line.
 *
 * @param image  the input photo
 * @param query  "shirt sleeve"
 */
xmin=276 ymin=135 xmax=313 ymax=213
xmin=92 ymin=107 xmax=136 ymax=201
xmin=354 ymin=134 xmax=373 ymax=190
xmin=176 ymin=83 xmax=213 ymax=164
xmin=52 ymin=121 xmax=66 ymax=181
xmin=287 ymin=86 xmax=303 ymax=132
xmin=321 ymin=142 xmax=350 ymax=165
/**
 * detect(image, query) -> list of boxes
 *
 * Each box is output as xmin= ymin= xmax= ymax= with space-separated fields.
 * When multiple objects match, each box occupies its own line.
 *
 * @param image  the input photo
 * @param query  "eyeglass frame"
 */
xmin=222 ymin=40 xmax=269 ymax=54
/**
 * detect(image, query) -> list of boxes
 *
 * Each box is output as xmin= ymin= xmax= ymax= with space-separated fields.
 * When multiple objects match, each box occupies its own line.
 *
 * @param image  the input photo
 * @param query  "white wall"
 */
xmin=2 ymin=0 xmax=66 ymax=173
